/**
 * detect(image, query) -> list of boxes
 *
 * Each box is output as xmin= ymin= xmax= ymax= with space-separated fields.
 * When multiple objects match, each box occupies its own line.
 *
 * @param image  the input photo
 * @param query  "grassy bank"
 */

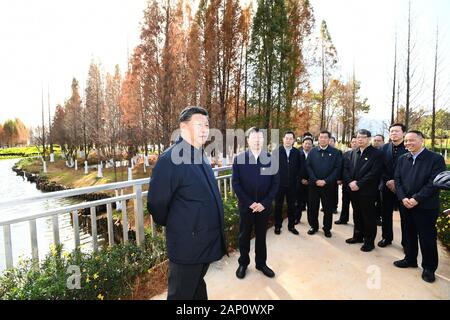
xmin=0 ymin=198 xmax=241 ymax=300
xmin=0 ymin=146 xmax=62 ymax=160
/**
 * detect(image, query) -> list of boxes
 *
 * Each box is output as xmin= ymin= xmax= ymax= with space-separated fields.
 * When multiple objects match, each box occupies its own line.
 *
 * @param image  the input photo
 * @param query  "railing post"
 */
xmin=72 ymin=211 xmax=80 ymax=249
xmin=224 ymin=178 xmax=228 ymax=201
xmin=90 ymin=207 xmax=98 ymax=252
xmin=52 ymin=215 xmax=60 ymax=246
xmin=122 ymin=200 xmax=129 ymax=244
xmin=3 ymin=225 xmax=13 ymax=269
xmin=29 ymin=220 xmax=39 ymax=264
xmin=106 ymin=203 xmax=114 ymax=246
xmin=229 ymin=176 xmax=234 ymax=197
xmin=133 ymin=184 xmax=145 ymax=246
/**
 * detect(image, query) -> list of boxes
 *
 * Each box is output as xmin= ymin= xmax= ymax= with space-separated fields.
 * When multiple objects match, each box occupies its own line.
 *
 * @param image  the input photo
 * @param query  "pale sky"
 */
xmin=310 ymin=0 xmax=450 ymax=122
xmin=0 ymin=0 xmax=449 ymax=128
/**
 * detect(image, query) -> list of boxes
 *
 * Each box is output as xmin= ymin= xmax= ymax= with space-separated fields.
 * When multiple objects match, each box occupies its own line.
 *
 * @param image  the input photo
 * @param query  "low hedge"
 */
xmin=0 ymin=198 xmax=241 ymax=300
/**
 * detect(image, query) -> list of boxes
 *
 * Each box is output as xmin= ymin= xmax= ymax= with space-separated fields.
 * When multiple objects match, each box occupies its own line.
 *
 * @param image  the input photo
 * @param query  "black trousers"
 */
xmin=349 ymin=192 xmax=377 ymax=245
xmin=332 ymin=184 xmax=339 ymax=211
xmin=338 ymin=187 xmax=351 ymax=223
xmin=375 ymin=190 xmax=382 ymax=220
xmin=238 ymin=209 xmax=269 ymax=268
xmin=167 ymin=261 xmax=210 ymax=300
xmin=381 ymin=189 xmax=406 ymax=247
xmin=296 ymin=183 xmax=308 ymax=221
xmin=403 ymin=207 xmax=439 ymax=272
xmin=307 ymin=185 xmax=334 ymax=231
xmin=275 ymin=186 xmax=297 ymax=229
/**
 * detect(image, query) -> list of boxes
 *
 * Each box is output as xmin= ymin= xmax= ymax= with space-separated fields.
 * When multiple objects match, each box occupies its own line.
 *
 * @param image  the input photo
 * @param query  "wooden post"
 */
xmin=133 ymin=185 xmax=145 ymax=246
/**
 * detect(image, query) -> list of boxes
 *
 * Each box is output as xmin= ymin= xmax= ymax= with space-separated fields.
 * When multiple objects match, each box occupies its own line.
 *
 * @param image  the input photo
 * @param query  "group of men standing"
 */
xmin=147 ymin=106 xmax=446 ymax=300
xmin=270 ymin=124 xmax=446 ymax=284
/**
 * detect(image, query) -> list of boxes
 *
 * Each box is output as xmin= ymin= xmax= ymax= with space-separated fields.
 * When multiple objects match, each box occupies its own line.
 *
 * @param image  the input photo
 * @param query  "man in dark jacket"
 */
xmin=295 ymin=136 xmax=313 ymax=224
xmin=232 ymin=127 xmax=280 ymax=279
xmin=343 ymin=129 xmax=383 ymax=252
xmin=378 ymin=123 xmax=408 ymax=248
xmin=373 ymin=134 xmax=385 ymax=226
xmin=393 ymin=130 xmax=446 ymax=283
xmin=274 ymin=131 xmax=302 ymax=235
xmin=329 ymin=136 xmax=341 ymax=215
xmin=306 ymin=130 xmax=342 ymax=238
xmin=147 ymin=106 xmax=226 ymax=300
xmin=335 ymin=136 xmax=357 ymax=225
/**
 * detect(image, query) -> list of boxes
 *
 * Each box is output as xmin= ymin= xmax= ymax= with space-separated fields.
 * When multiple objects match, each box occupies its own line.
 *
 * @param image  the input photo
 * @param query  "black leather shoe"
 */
xmin=324 ymin=230 xmax=332 ymax=238
xmin=360 ymin=244 xmax=375 ymax=252
xmin=335 ymin=220 xmax=347 ymax=225
xmin=288 ymin=227 xmax=299 ymax=235
xmin=377 ymin=239 xmax=392 ymax=248
xmin=376 ymin=218 xmax=382 ymax=226
xmin=307 ymin=228 xmax=318 ymax=235
xmin=294 ymin=219 xmax=300 ymax=225
xmin=256 ymin=265 xmax=275 ymax=278
xmin=333 ymin=209 xmax=338 ymax=214
xmin=393 ymin=259 xmax=418 ymax=268
xmin=422 ymin=269 xmax=436 ymax=283
xmin=346 ymin=237 xmax=364 ymax=244
xmin=236 ymin=265 xmax=247 ymax=279
xmin=274 ymin=227 xmax=281 ymax=235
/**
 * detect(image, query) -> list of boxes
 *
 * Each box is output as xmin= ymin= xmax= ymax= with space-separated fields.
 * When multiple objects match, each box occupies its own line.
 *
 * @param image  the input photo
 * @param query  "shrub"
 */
xmin=0 ymin=233 xmax=167 ymax=300
xmin=223 ymin=197 xmax=240 ymax=250
xmin=438 ymin=190 xmax=450 ymax=249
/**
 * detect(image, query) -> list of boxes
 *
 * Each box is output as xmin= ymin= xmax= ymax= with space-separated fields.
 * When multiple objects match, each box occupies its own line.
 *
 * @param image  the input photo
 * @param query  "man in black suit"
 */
xmin=393 ymin=130 xmax=446 ymax=283
xmin=306 ymin=130 xmax=342 ymax=238
xmin=373 ymin=134 xmax=385 ymax=226
xmin=335 ymin=136 xmax=357 ymax=225
xmin=343 ymin=129 xmax=383 ymax=252
xmin=378 ymin=123 xmax=408 ymax=248
xmin=296 ymin=137 xmax=313 ymax=224
xmin=147 ymin=106 xmax=226 ymax=300
xmin=232 ymin=127 xmax=280 ymax=279
xmin=274 ymin=131 xmax=301 ymax=235
xmin=329 ymin=136 xmax=342 ymax=215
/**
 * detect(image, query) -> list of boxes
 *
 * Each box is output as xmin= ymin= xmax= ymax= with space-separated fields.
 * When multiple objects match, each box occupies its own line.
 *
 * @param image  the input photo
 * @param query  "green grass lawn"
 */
xmin=0 ymin=145 xmax=62 ymax=159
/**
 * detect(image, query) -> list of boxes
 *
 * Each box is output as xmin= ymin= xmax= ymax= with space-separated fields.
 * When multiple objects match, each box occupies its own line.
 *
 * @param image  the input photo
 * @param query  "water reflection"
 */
xmin=0 ymin=159 xmax=104 ymax=272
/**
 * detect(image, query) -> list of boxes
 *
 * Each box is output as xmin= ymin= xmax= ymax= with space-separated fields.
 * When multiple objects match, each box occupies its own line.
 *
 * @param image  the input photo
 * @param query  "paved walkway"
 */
xmin=153 ymin=209 xmax=450 ymax=300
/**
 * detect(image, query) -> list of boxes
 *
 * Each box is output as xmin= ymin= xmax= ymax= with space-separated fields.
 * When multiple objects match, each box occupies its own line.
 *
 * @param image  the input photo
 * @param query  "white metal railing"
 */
xmin=0 ymin=165 xmax=233 ymax=270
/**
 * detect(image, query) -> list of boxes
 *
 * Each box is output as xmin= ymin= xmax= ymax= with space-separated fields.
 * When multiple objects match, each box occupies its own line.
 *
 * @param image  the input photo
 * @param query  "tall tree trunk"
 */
xmin=41 ymin=87 xmax=46 ymax=161
xmin=321 ymin=44 xmax=326 ymax=130
xmin=431 ymin=25 xmax=439 ymax=151
xmin=391 ymin=33 xmax=397 ymax=125
xmin=405 ymin=1 xmax=411 ymax=130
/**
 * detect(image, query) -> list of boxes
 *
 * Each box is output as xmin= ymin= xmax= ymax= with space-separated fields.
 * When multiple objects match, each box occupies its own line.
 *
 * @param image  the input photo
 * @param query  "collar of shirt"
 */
xmin=303 ymin=149 xmax=309 ymax=158
xmin=359 ymin=146 xmax=369 ymax=155
xmin=250 ymin=150 xmax=261 ymax=162
xmin=284 ymin=146 xmax=292 ymax=157
xmin=319 ymin=145 xmax=328 ymax=151
xmin=411 ymin=147 xmax=425 ymax=161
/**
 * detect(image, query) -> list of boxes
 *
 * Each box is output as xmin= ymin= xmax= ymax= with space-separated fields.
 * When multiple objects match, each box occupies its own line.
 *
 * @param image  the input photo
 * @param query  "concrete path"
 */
xmin=153 ymin=210 xmax=450 ymax=300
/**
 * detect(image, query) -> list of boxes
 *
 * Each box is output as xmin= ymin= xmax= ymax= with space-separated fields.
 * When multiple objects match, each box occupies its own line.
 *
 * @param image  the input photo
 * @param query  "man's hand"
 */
xmin=402 ymin=198 xmax=412 ymax=209
xmin=408 ymin=198 xmax=418 ymax=208
xmin=252 ymin=203 xmax=265 ymax=213
xmin=402 ymin=198 xmax=418 ymax=209
xmin=349 ymin=181 xmax=359 ymax=192
xmin=316 ymin=180 xmax=326 ymax=187
xmin=249 ymin=202 xmax=258 ymax=211
xmin=301 ymin=179 xmax=309 ymax=186
xmin=386 ymin=180 xmax=396 ymax=193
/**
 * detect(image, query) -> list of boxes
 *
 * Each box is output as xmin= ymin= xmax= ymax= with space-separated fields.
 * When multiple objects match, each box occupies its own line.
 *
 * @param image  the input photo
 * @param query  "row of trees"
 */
xmin=36 ymin=0 xmax=371 ymax=163
xmin=389 ymin=1 xmax=449 ymax=150
xmin=0 ymin=118 xmax=28 ymax=147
